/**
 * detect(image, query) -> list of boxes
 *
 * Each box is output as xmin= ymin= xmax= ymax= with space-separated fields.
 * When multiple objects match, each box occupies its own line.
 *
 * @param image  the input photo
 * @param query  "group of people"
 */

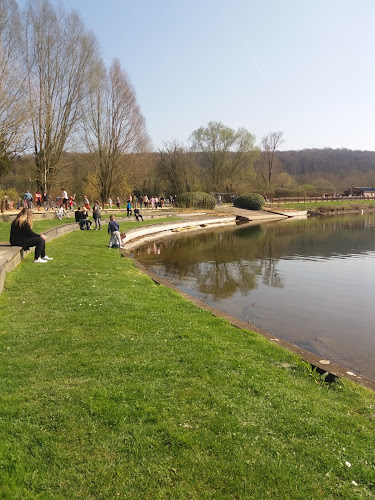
xmin=111 ymin=194 xmax=174 ymax=210
xmin=74 ymin=201 xmax=102 ymax=230
xmin=9 ymin=204 xmax=126 ymax=261
xmin=74 ymin=206 xmax=123 ymax=248
xmin=21 ymin=189 xmax=76 ymax=212
xmin=9 ymin=191 xmax=165 ymax=260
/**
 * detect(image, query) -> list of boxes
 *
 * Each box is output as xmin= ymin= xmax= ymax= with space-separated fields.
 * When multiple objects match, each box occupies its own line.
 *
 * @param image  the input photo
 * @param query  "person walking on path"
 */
xmin=93 ymin=201 xmax=102 ymax=230
xmin=116 ymin=197 xmax=121 ymax=209
xmin=61 ymin=188 xmax=69 ymax=210
xmin=42 ymin=191 xmax=49 ymax=210
xmin=108 ymin=215 xmax=122 ymax=248
xmin=126 ymin=201 xmax=132 ymax=217
xmin=35 ymin=191 xmax=42 ymax=211
xmin=24 ymin=190 xmax=33 ymax=208
xmin=10 ymin=208 xmax=53 ymax=263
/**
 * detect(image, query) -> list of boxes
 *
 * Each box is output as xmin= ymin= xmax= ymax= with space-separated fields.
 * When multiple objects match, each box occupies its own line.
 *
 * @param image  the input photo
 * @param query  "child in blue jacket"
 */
xmin=108 ymin=215 xmax=122 ymax=248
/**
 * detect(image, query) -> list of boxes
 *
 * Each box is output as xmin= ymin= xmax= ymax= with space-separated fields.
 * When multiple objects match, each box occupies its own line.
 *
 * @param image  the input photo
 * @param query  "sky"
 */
xmin=23 ymin=0 xmax=375 ymax=151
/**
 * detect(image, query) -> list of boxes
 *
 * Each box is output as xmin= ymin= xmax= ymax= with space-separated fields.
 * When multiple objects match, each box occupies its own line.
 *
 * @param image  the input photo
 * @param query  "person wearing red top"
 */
xmin=35 ymin=191 xmax=42 ymax=211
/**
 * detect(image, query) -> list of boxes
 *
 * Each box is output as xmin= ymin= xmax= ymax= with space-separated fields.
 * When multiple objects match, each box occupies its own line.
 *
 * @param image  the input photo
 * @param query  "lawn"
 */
xmin=0 ymin=219 xmax=374 ymax=499
xmin=267 ymin=199 xmax=375 ymax=212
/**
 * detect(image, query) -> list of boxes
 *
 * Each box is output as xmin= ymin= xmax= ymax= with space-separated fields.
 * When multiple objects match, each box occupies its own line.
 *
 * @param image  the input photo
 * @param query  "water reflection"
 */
xmin=134 ymin=213 xmax=375 ymax=380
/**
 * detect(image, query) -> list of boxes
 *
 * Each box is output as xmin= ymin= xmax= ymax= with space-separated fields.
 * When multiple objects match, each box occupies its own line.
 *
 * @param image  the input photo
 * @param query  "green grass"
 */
xmin=0 ymin=220 xmax=374 ymax=498
xmin=268 ymin=199 xmax=375 ymax=212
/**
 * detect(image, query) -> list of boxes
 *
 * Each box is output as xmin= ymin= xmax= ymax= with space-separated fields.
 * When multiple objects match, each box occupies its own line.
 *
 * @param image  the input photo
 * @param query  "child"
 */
xmin=134 ymin=207 xmax=143 ymax=221
xmin=108 ymin=215 xmax=122 ymax=248
xmin=55 ymin=205 xmax=69 ymax=220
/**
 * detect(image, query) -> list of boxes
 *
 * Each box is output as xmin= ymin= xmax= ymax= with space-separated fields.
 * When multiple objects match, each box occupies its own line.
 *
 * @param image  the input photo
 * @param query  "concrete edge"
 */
xmin=121 ymin=215 xmax=287 ymax=250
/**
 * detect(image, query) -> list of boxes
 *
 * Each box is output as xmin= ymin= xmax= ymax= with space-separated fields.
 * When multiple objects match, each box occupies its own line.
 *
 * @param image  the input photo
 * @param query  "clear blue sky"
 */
xmin=34 ymin=1 xmax=375 ymax=151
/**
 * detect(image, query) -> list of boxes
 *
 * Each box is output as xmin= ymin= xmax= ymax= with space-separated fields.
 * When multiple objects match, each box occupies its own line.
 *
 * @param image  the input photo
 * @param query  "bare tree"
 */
xmin=23 ymin=0 xmax=98 ymax=190
xmin=158 ymin=140 xmax=200 ymax=195
xmin=257 ymin=131 xmax=284 ymax=186
xmin=83 ymin=58 xmax=151 ymax=202
xmin=0 ymin=0 xmax=29 ymax=177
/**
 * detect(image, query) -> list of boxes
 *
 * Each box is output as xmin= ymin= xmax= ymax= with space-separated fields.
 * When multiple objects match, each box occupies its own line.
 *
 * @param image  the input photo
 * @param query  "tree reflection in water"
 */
xmin=134 ymin=213 xmax=375 ymax=301
xmin=134 ymin=213 xmax=375 ymax=380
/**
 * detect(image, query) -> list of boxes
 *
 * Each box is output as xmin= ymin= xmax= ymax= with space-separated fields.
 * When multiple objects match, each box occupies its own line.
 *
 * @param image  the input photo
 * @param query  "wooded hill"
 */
xmin=277 ymin=148 xmax=375 ymax=189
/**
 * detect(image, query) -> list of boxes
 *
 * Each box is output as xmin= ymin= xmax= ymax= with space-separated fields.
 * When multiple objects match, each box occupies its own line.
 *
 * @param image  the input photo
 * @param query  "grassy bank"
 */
xmin=0 ymin=219 xmax=374 ymax=498
xmin=267 ymin=199 xmax=375 ymax=213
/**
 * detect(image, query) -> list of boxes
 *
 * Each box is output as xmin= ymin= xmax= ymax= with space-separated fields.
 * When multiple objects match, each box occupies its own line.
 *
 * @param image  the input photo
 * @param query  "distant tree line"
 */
xmin=277 ymin=149 xmax=375 ymax=192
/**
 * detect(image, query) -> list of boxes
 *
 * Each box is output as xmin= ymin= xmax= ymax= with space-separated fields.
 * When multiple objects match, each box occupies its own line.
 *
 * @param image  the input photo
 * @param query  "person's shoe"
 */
xmin=43 ymin=256 xmax=53 ymax=260
xmin=34 ymin=257 xmax=47 ymax=263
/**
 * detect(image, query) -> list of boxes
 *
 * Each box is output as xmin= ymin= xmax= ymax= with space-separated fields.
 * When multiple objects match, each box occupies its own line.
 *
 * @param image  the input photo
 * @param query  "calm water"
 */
xmin=134 ymin=214 xmax=375 ymax=380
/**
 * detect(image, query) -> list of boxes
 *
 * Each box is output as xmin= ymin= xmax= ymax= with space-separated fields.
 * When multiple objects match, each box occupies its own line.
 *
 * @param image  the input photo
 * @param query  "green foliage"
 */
xmin=175 ymin=191 xmax=216 ymax=209
xmin=190 ymin=121 xmax=258 ymax=191
xmin=0 ymin=187 xmax=19 ymax=202
xmin=234 ymin=193 xmax=265 ymax=210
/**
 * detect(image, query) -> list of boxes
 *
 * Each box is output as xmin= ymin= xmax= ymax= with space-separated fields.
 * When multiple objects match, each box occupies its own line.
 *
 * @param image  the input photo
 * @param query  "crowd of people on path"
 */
xmin=11 ymin=190 xmax=175 ymax=214
xmin=9 ymin=191 xmax=177 ymax=259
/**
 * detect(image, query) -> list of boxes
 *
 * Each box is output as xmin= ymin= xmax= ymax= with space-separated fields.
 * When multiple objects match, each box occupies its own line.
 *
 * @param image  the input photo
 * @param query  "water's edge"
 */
xmin=124 ymin=251 xmax=375 ymax=392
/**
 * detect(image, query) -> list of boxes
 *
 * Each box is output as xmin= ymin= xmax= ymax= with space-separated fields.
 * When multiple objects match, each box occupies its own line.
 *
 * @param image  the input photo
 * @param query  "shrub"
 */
xmin=175 ymin=192 xmax=216 ymax=209
xmin=234 ymin=193 xmax=265 ymax=210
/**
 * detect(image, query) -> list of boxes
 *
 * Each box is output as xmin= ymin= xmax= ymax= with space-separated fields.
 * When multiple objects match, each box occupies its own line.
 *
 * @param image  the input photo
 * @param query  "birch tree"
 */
xmin=83 ymin=58 xmax=151 ymax=202
xmin=23 ymin=0 xmax=98 ymax=190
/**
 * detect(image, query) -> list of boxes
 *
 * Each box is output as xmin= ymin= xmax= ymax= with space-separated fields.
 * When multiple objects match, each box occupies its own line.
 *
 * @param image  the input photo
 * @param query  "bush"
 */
xmin=234 ymin=193 xmax=265 ymax=210
xmin=175 ymin=192 xmax=216 ymax=209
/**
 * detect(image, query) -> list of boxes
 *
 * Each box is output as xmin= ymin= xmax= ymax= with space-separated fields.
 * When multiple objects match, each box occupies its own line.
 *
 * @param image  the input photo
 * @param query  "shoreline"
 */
xmin=119 ymin=213 xmax=375 ymax=391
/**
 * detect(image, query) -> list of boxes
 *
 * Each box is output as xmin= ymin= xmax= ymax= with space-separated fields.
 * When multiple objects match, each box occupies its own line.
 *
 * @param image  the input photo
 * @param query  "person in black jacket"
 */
xmin=75 ymin=206 xmax=83 ymax=225
xmin=10 ymin=208 xmax=53 ymax=263
xmin=80 ymin=208 xmax=92 ymax=230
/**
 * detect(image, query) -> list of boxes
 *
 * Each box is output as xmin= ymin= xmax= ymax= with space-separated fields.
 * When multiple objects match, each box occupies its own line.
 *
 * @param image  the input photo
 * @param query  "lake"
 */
xmin=133 ymin=213 xmax=375 ymax=380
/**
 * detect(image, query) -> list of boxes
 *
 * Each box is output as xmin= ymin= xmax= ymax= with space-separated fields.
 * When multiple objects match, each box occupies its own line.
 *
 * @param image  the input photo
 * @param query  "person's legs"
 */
xmin=23 ymin=236 xmax=45 ymax=259
xmin=113 ymin=231 xmax=121 ymax=247
xmin=109 ymin=232 xmax=116 ymax=247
